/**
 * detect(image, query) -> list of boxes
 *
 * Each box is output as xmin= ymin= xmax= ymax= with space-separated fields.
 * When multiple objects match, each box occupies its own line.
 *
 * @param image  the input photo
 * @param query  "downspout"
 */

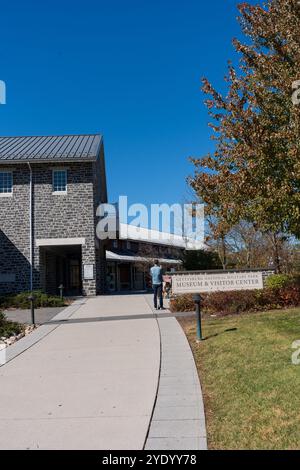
xmin=28 ymin=162 xmax=33 ymax=292
xmin=28 ymin=162 xmax=35 ymax=325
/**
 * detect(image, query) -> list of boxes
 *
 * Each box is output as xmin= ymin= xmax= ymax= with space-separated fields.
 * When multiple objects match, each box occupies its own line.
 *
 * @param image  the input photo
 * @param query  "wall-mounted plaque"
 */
xmin=84 ymin=264 xmax=94 ymax=280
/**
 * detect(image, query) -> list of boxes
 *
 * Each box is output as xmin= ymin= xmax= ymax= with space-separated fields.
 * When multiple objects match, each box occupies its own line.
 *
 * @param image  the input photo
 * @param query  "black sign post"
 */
xmin=193 ymin=294 xmax=202 ymax=342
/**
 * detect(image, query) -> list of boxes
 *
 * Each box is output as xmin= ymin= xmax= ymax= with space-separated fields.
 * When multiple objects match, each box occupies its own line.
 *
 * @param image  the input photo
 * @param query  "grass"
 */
xmin=178 ymin=308 xmax=300 ymax=450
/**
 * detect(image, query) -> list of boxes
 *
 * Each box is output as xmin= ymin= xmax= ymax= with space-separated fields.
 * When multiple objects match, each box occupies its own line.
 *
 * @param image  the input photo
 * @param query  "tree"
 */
xmin=189 ymin=0 xmax=300 ymax=243
xmin=184 ymin=249 xmax=222 ymax=271
xmin=226 ymin=221 xmax=261 ymax=268
xmin=225 ymin=221 xmax=288 ymax=272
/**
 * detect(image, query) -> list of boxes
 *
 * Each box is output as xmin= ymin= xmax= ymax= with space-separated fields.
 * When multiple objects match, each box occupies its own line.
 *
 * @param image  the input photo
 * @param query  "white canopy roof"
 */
xmin=106 ymin=250 xmax=183 ymax=265
xmin=119 ymin=223 xmax=206 ymax=251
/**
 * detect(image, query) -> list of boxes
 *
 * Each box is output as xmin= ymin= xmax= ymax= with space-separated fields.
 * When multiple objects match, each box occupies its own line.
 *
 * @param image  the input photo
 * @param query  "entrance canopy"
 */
xmin=106 ymin=250 xmax=183 ymax=265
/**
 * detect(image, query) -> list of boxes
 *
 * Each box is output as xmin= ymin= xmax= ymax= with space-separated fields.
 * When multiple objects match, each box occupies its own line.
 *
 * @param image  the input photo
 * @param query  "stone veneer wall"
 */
xmin=0 ymin=166 xmax=31 ymax=294
xmin=0 ymin=160 xmax=105 ymax=296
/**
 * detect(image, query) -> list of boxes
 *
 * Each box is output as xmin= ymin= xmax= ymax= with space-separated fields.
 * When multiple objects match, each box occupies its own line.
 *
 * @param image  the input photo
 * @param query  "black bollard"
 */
xmin=28 ymin=294 xmax=35 ymax=326
xmin=58 ymin=284 xmax=64 ymax=300
xmin=193 ymin=294 xmax=202 ymax=342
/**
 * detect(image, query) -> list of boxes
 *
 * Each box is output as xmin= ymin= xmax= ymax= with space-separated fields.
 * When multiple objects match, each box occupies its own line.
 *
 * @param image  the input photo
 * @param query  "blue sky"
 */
xmin=0 ymin=0 xmax=250 ymax=207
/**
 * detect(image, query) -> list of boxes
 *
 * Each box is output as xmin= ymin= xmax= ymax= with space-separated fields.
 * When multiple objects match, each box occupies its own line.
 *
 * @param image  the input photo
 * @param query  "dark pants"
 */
xmin=153 ymin=283 xmax=163 ymax=309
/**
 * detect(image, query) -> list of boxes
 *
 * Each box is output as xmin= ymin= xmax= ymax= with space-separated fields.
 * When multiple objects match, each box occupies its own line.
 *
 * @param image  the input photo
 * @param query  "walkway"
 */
xmin=0 ymin=294 xmax=207 ymax=450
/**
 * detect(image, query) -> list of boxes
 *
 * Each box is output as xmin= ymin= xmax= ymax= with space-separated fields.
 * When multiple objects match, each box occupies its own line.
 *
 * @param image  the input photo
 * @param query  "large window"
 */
xmin=0 ymin=171 xmax=13 ymax=194
xmin=53 ymin=169 xmax=67 ymax=193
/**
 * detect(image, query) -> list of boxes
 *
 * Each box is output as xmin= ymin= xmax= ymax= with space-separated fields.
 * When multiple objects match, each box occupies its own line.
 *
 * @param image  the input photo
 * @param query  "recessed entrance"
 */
xmin=40 ymin=245 xmax=82 ymax=296
xmin=119 ymin=263 xmax=131 ymax=291
xmin=106 ymin=261 xmax=147 ymax=292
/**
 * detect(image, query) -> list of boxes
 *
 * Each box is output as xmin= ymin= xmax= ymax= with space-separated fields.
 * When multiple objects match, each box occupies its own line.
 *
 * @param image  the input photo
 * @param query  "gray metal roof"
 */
xmin=0 ymin=134 xmax=102 ymax=163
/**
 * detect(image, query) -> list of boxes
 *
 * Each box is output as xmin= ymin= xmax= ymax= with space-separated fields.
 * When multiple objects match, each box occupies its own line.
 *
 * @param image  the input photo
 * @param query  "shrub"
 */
xmin=265 ymin=274 xmax=290 ymax=290
xmin=0 ymin=291 xmax=66 ymax=310
xmin=278 ymin=285 xmax=300 ymax=306
xmin=170 ymin=285 xmax=300 ymax=316
xmin=170 ymin=294 xmax=195 ymax=313
xmin=0 ymin=311 xmax=23 ymax=338
xmin=289 ymin=274 xmax=300 ymax=287
xmin=204 ymin=290 xmax=259 ymax=316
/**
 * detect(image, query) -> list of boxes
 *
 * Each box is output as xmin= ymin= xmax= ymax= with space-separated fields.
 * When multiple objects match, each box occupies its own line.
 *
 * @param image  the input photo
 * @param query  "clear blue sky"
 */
xmin=0 ymin=0 xmax=251 ymax=207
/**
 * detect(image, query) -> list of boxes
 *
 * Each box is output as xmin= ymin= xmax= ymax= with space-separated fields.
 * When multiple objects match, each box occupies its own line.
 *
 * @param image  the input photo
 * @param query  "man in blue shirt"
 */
xmin=150 ymin=259 xmax=164 ymax=310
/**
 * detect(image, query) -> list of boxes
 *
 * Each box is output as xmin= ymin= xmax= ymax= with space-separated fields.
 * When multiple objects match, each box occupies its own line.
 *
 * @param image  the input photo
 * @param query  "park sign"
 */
xmin=170 ymin=270 xmax=264 ymax=295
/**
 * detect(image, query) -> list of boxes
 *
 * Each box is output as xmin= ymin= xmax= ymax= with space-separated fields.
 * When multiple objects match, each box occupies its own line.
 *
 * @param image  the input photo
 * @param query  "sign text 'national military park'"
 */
xmin=171 ymin=270 xmax=264 ymax=295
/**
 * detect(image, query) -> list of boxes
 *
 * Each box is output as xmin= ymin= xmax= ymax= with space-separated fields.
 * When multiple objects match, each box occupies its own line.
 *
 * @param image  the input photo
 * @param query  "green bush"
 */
xmin=265 ymin=274 xmax=290 ymax=290
xmin=0 ymin=311 xmax=23 ymax=338
xmin=0 ymin=291 xmax=66 ymax=310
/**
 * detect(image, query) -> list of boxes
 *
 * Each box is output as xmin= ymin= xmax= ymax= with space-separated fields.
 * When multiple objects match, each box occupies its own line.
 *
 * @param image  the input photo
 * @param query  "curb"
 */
xmin=144 ymin=305 xmax=207 ymax=450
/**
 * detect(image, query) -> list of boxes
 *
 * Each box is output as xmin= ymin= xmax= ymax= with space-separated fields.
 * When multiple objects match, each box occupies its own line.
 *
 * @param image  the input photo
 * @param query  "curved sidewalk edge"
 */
xmin=1 ymin=298 xmax=86 ymax=367
xmin=145 ymin=316 xmax=207 ymax=451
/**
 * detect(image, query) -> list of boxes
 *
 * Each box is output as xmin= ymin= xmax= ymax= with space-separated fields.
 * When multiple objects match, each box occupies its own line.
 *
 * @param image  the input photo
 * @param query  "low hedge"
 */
xmin=265 ymin=274 xmax=291 ymax=289
xmin=0 ymin=312 xmax=24 ymax=338
xmin=0 ymin=291 xmax=66 ymax=310
xmin=170 ymin=276 xmax=300 ymax=316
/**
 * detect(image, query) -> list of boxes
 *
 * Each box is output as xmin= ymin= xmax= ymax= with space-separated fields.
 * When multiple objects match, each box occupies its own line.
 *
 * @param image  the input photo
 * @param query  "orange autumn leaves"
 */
xmin=189 ymin=0 xmax=300 ymax=239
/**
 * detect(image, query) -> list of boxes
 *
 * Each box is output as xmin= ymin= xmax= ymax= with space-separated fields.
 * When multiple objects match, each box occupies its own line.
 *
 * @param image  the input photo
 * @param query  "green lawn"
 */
xmin=179 ymin=308 xmax=300 ymax=450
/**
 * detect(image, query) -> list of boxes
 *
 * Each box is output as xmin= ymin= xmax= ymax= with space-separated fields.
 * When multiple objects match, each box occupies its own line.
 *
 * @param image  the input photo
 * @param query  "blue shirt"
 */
xmin=150 ymin=265 xmax=163 ymax=285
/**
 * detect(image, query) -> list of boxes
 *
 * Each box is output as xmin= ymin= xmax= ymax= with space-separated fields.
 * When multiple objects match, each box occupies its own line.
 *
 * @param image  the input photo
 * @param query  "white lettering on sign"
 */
xmin=172 ymin=271 xmax=264 ymax=294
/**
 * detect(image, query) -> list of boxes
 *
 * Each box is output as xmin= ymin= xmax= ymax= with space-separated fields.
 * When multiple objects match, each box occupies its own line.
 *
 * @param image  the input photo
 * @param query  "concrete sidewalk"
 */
xmin=0 ymin=295 xmax=160 ymax=450
xmin=0 ymin=294 xmax=207 ymax=450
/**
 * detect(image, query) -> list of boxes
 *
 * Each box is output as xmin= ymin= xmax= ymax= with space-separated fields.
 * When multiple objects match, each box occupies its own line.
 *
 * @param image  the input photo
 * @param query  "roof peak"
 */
xmin=0 ymin=132 xmax=102 ymax=139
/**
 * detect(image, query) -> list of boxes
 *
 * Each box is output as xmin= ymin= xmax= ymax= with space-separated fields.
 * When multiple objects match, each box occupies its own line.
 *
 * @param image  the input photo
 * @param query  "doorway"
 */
xmin=119 ymin=263 xmax=131 ymax=291
xmin=42 ymin=245 xmax=82 ymax=296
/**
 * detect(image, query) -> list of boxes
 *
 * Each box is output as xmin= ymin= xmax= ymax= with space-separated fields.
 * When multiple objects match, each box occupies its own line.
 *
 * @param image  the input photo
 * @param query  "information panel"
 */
xmin=83 ymin=264 xmax=94 ymax=280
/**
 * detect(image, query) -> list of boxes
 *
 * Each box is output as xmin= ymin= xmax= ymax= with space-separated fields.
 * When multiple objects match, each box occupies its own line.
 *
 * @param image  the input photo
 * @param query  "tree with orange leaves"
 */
xmin=189 ymin=0 xmax=300 ymax=252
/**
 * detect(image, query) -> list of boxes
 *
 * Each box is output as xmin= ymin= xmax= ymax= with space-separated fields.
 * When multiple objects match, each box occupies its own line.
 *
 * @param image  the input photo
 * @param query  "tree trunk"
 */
xmin=218 ymin=236 xmax=227 ymax=270
xmin=271 ymin=233 xmax=282 ymax=274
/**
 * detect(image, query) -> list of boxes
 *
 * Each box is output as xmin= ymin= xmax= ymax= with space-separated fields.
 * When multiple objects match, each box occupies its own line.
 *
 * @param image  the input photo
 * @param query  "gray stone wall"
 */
xmin=32 ymin=162 xmax=97 ymax=295
xmin=0 ymin=159 xmax=106 ymax=296
xmin=0 ymin=166 xmax=31 ymax=294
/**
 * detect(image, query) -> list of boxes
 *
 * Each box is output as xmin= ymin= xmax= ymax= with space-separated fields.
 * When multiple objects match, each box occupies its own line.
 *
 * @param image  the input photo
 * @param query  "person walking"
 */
xmin=150 ymin=259 xmax=164 ymax=310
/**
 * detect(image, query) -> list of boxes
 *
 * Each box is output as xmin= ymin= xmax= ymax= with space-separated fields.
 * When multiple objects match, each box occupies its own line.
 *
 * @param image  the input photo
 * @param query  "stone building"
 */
xmin=0 ymin=133 xmax=204 ymax=297
xmin=106 ymin=240 xmax=183 ymax=292
xmin=0 ymin=134 xmax=107 ymax=296
xmin=105 ymin=226 xmax=185 ymax=292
